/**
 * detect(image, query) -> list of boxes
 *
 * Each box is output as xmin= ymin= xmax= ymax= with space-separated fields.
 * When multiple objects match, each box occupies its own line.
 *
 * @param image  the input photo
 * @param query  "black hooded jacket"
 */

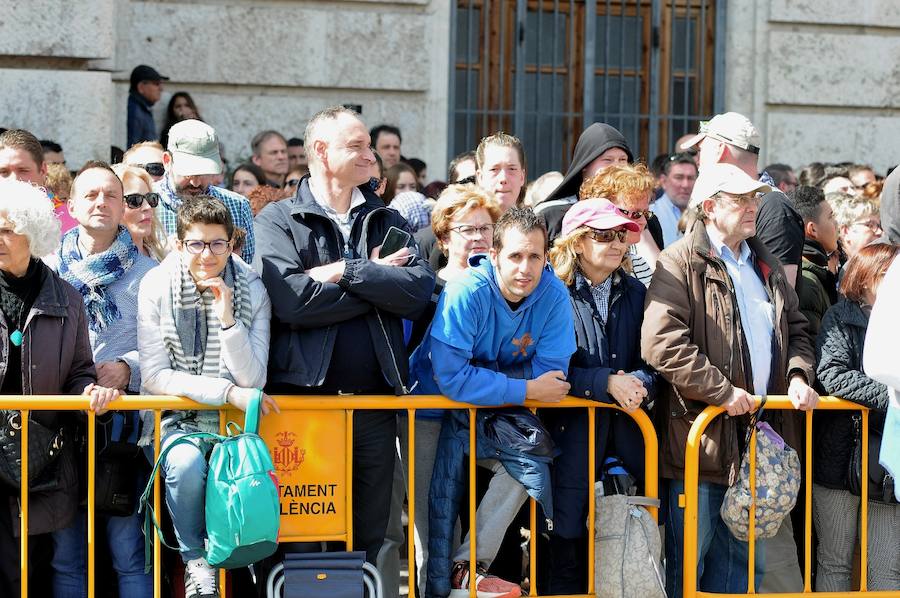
xmin=535 ymin=123 xmax=633 ymax=241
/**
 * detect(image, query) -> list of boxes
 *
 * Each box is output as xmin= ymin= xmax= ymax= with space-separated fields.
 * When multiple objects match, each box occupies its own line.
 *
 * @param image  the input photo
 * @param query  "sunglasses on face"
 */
xmin=615 ymin=206 xmax=653 ymax=221
xmin=139 ymin=163 xmax=165 ymax=177
xmin=587 ymin=228 xmax=629 ymax=243
xmin=284 ymin=178 xmax=302 ymax=188
xmin=183 ymin=239 xmax=231 ymax=255
xmin=124 ymin=192 xmax=160 ymax=209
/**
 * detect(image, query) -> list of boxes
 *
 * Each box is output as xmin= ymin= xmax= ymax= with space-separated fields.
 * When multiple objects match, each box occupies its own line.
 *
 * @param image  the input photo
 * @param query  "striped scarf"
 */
xmin=160 ymin=254 xmax=252 ymax=377
xmin=57 ymin=226 xmax=138 ymax=333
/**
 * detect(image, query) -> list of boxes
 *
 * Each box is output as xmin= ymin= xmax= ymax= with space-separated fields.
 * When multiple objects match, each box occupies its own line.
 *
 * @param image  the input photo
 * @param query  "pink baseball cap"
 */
xmin=561 ymin=198 xmax=642 ymax=237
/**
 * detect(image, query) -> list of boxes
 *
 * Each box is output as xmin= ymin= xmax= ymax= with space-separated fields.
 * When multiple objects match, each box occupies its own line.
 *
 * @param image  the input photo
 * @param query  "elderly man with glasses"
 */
xmin=641 ymin=162 xmax=818 ymax=598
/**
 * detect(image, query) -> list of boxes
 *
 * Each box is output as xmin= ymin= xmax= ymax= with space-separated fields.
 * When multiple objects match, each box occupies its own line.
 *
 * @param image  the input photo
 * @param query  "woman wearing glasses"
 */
xmin=545 ymin=198 xmax=657 ymax=594
xmin=405 ymin=183 xmax=500 ymax=597
xmin=137 ymin=195 xmax=277 ymax=597
xmin=112 ymin=164 xmax=168 ymax=261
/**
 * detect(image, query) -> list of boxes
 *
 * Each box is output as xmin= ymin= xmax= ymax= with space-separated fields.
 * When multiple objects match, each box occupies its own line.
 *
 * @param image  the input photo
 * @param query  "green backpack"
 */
xmin=140 ymin=390 xmax=281 ymax=571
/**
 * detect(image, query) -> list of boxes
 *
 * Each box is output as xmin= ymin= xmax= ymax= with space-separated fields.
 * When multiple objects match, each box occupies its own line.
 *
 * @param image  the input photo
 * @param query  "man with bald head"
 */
xmin=253 ymin=106 xmax=434 ymax=571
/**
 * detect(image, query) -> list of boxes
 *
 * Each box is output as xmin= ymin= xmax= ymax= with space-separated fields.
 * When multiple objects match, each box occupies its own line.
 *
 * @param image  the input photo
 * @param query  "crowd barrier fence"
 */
xmin=5 ymin=394 xmax=657 ymax=598
xmin=681 ymin=396 xmax=900 ymax=598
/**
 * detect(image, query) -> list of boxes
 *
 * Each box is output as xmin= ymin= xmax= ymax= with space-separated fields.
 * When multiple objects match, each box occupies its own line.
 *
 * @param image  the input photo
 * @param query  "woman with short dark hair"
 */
xmin=230 ymin=162 xmax=267 ymax=198
xmin=137 ymin=195 xmax=277 ymax=597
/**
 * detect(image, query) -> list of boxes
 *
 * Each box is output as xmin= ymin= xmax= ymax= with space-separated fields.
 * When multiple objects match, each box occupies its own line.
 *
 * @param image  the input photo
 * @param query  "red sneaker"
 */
xmin=449 ymin=561 xmax=522 ymax=598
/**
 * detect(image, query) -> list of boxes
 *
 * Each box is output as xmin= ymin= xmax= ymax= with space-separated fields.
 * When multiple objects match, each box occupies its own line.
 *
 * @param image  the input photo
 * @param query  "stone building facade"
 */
xmin=1 ymin=0 xmax=898 ymax=176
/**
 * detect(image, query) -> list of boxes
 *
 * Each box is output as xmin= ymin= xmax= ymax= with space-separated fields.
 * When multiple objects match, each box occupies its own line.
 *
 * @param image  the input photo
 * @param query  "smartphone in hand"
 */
xmin=379 ymin=226 xmax=412 ymax=258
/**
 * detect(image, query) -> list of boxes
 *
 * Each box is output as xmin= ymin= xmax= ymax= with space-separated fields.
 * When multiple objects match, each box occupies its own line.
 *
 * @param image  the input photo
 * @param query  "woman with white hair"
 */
xmin=0 ymin=178 xmax=118 ymax=593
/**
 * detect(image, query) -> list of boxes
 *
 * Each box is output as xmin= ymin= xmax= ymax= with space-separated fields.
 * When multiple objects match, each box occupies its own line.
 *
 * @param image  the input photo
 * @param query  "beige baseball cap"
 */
xmin=166 ymin=119 xmax=222 ymax=176
xmin=689 ymin=163 xmax=773 ymax=209
xmin=680 ymin=112 xmax=761 ymax=154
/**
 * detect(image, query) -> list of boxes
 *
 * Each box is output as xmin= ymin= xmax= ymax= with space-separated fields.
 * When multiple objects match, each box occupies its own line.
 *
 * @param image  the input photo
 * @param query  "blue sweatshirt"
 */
xmin=409 ymin=255 xmax=576 ymax=406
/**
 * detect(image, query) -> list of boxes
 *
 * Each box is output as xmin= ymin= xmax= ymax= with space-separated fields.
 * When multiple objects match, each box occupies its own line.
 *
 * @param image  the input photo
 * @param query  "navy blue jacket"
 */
xmin=426 ymin=408 xmax=556 ymax=597
xmin=543 ymin=271 xmax=657 ymax=538
xmin=127 ymin=91 xmax=157 ymax=147
xmin=253 ymin=177 xmax=434 ymax=393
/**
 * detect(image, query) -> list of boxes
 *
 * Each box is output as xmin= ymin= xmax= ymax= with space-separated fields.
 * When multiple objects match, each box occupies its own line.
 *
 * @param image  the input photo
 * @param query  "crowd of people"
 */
xmin=0 ymin=62 xmax=896 ymax=598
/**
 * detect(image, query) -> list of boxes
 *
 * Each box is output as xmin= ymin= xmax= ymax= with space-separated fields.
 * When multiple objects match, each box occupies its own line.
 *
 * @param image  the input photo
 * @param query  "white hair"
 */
xmin=0 ymin=178 xmax=62 ymax=257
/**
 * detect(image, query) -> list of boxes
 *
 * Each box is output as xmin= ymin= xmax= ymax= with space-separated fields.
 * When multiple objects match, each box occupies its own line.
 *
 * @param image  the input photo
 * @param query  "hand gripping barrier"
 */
xmin=680 ymin=396 xmax=900 ymax=598
xmin=4 ymin=394 xmax=657 ymax=598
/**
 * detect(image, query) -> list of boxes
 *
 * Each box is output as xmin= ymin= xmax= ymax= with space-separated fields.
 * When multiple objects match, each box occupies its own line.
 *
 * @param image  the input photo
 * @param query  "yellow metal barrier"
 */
xmin=7 ymin=394 xmax=658 ymax=598
xmin=681 ymin=396 xmax=900 ymax=598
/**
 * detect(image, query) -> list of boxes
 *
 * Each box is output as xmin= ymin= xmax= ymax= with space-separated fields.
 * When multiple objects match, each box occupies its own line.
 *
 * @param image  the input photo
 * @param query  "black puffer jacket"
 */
xmin=813 ymin=297 xmax=889 ymax=489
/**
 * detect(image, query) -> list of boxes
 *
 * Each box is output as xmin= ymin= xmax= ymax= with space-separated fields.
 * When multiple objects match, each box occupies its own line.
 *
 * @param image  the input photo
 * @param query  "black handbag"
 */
xmin=848 ymin=414 xmax=897 ymax=504
xmin=0 ymin=410 xmax=66 ymax=492
xmin=93 ymin=412 xmax=144 ymax=516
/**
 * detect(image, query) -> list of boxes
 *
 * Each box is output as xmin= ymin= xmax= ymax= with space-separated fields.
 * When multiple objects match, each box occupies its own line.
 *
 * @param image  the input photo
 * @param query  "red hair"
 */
xmin=839 ymin=243 xmax=899 ymax=303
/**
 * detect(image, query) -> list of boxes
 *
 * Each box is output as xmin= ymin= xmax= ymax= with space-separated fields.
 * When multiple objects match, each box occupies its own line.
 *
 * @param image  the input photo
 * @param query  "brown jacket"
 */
xmin=0 ymin=263 xmax=96 ymax=535
xmin=641 ymin=223 xmax=815 ymax=485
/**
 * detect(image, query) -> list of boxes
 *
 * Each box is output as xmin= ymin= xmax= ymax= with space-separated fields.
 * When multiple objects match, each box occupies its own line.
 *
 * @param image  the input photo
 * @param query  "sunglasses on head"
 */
xmin=140 ymin=162 xmax=165 ymax=177
xmin=587 ymin=228 xmax=630 ymax=243
xmin=124 ymin=192 xmax=160 ymax=209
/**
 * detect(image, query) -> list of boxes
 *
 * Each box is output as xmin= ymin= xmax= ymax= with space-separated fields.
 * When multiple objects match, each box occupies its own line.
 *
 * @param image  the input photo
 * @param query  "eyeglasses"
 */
xmin=285 ymin=178 xmax=302 ymax=188
xmin=138 ymin=163 xmax=165 ymax=177
xmin=615 ymin=206 xmax=653 ymax=221
xmin=124 ymin=192 xmax=160 ymax=209
xmin=183 ymin=239 xmax=231 ymax=255
xmin=714 ymin=192 xmax=761 ymax=207
xmin=851 ymin=220 xmax=882 ymax=232
xmin=450 ymin=224 xmax=494 ymax=238
xmin=587 ymin=228 xmax=629 ymax=243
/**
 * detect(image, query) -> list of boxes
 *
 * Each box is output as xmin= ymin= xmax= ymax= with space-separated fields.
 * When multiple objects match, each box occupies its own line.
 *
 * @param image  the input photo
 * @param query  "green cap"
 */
xmin=166 ymin=119 xmax=222 ymax=176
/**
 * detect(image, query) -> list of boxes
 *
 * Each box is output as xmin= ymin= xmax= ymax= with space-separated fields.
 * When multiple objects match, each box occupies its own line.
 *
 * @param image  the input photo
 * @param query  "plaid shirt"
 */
xmin=578 ymin=271 xmax=613 ymax=326
xmin=153 ymin=176 xmax=256 ymax=263
xmin=389 ymin=191 xmax=431 ymax=232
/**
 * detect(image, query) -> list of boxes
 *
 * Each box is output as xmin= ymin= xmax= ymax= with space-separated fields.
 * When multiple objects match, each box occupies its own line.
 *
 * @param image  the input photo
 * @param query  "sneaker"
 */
xmin=449 ymin=561 xmax=522 ymax=598
xmin=184 ymin=557 xmax=219 ymax=598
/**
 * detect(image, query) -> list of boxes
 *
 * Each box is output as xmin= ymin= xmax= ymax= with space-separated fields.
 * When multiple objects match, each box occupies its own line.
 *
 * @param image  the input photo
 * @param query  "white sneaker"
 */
xmin=184 ymin=557 xmax=219 ymax=598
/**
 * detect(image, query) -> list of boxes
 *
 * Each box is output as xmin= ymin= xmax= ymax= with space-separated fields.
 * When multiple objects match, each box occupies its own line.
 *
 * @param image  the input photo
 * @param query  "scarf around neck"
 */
xmin=160 ymin=253 xmax=252 ymax=376
xmin=57 ymin=226 xmax=138 ymax=333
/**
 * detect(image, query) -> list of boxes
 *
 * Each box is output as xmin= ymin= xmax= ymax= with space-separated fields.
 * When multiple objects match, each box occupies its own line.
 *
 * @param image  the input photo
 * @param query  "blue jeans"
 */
xmin=51 ymin=509 xmax=153 ymax=598
xmin=161 ymin=430 xmax=213 ymax=562
xmin=666 ymin=479 xmax=763 ymax=598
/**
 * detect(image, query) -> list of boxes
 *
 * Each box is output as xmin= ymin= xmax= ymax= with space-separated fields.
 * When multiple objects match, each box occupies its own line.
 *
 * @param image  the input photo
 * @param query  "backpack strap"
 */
xmin=243 ymin=389 xmax=264 ymax=435
xmin=138 ymin=431 xmax=222 ymax=573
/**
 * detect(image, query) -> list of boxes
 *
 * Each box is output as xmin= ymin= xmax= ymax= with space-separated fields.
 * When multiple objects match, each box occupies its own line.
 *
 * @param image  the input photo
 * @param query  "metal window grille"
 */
xmin=448 ymin=0 xmax=725 ymax=175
